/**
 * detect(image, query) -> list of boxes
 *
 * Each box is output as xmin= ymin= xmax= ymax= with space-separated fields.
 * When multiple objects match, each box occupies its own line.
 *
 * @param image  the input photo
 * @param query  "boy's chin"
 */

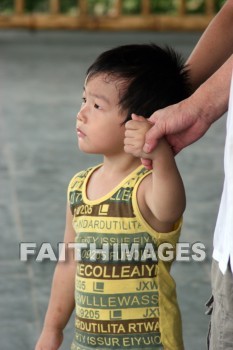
xmin=78 ymin=144 xmax=99 ymax=155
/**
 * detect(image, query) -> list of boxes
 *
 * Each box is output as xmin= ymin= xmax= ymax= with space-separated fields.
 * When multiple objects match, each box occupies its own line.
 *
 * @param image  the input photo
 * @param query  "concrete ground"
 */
xmin=0 ymin=29 xmax=226 ymax=350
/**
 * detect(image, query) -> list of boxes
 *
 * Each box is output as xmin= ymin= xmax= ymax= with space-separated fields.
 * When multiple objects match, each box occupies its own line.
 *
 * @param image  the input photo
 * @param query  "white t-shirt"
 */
xmin=213 ymin=72 xmax=233 ymax=274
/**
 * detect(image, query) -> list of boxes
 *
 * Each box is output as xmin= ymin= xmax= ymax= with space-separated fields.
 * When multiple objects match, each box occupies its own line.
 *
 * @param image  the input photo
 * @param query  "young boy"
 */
xmin=35 ymin=44 xmax=190 ymax=350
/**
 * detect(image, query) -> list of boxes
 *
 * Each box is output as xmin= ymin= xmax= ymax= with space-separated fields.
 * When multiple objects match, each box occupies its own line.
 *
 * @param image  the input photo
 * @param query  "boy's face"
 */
xmin=76 ymin=73 xmax=126 ymax=155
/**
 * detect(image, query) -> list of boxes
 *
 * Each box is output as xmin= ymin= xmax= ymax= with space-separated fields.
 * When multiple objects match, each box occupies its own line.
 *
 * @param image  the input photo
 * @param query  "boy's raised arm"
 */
xmin=124 ymin=114 xmax=185 ymax=228
xmin=35 ymin=204 xmax=76 ymax=350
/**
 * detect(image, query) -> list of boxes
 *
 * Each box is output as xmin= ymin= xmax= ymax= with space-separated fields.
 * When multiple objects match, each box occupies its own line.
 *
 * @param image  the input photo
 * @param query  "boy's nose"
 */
xmin=77 ymin=111 xmax=84 ymax=121
xmin=77 ymin=103 xmax=88 ymax=121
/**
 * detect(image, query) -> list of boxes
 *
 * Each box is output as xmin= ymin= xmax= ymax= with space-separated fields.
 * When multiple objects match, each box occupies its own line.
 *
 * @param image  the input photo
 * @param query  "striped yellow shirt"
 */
xmin=68 ymin=165 xmax=184 ymax=350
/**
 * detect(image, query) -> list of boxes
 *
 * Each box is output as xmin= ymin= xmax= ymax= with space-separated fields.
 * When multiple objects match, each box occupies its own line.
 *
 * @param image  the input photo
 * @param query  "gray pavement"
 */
xmin=0 ymin=29 xmax=226 ymax=350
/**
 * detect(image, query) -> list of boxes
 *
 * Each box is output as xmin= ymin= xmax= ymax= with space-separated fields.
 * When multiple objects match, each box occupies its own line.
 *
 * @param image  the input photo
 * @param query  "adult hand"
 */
xmin=142 ymin=97 xmax=212 ymax=169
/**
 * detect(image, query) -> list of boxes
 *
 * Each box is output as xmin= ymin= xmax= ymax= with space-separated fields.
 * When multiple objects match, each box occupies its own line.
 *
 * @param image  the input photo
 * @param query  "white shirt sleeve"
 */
xmin=213 ymin=71 xmax=233 ymax=274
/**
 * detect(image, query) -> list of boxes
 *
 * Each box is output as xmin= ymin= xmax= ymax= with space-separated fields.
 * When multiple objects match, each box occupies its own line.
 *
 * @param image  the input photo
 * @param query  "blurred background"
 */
xmin=0 ymin=0 xmax=226 ymax=15
xmin=0 ymin=0 xmax=226 ymax=30
xmin=0 ymin=1 xmax=227 ymax=349
xmin=0 ymin=0 xmax=224 ymax=16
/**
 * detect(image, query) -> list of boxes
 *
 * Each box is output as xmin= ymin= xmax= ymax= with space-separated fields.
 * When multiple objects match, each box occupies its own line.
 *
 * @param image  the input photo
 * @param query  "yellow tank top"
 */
xmin=68 ymin=164 xmax=184 ymax=350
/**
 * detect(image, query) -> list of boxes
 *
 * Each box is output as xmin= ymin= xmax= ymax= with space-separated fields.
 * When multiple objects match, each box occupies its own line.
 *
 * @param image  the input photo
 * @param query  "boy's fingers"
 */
xmin=131 ymin=113 xmax=146 ymax=122
xmin=124 ymin=129 xmax=135 ymax=138
xmin=125 ymin=120 xmax=141 ymax=130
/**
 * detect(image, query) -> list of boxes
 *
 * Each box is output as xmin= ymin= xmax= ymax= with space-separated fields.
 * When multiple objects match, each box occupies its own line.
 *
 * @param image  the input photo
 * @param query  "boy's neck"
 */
xmin=85 ymin=154 xmax=142 ymax=201
xmin=101 ymin=154 xmax=142 ymax=177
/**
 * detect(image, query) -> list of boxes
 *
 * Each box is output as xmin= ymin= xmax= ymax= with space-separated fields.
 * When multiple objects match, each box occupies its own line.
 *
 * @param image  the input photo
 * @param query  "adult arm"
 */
xmin=187 ymin=0 xmax=233 ymax=90
xmin=35 ymin=204 xmax=76 ymax=350
xmin=143 ymin=55 xmax=232 ymax=156
xmin=142 ymin=0 xmax=233 ymax=160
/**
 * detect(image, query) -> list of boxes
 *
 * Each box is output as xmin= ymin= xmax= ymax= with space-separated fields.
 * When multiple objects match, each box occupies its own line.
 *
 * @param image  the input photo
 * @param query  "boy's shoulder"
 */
xmin=67 ymin=164 xmax=100 ymax=193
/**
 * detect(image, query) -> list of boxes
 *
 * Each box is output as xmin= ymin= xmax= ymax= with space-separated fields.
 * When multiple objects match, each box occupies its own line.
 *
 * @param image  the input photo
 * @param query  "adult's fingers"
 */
xmin=141 ymin=158 xmax=153 ymax=170
xmin=143 ymin=124 xmax=163 ymax=153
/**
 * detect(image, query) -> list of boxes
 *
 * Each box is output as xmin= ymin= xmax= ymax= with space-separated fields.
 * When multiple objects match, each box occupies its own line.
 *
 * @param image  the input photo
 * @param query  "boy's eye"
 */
xmin=82 ymin=97 xmax=86 ymax=103
xmin=94 ymin=103 xmax=101 ymax=110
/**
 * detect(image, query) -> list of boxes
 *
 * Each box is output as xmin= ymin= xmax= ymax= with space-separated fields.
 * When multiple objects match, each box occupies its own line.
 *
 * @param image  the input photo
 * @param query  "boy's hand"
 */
xmin=35 ymin=327 xmax=63 ymax=350
xmin=124 ymin=114 xmax=154 ymax=165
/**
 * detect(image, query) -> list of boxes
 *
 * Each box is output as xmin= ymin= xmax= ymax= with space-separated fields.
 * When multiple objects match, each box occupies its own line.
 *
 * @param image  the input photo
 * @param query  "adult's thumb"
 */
xmin=143 ymin=125 xmax=160 ymax=153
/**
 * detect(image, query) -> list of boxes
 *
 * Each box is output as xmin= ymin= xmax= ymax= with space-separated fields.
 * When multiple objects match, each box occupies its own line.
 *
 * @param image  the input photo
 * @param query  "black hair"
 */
xmin=86 ymin=44 xmax=190 ymax=122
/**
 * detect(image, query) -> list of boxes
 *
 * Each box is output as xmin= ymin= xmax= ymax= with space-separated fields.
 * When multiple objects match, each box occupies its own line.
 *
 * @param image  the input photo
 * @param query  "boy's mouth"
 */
xmin=77 ymin=128 xmax=86 ymax=137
